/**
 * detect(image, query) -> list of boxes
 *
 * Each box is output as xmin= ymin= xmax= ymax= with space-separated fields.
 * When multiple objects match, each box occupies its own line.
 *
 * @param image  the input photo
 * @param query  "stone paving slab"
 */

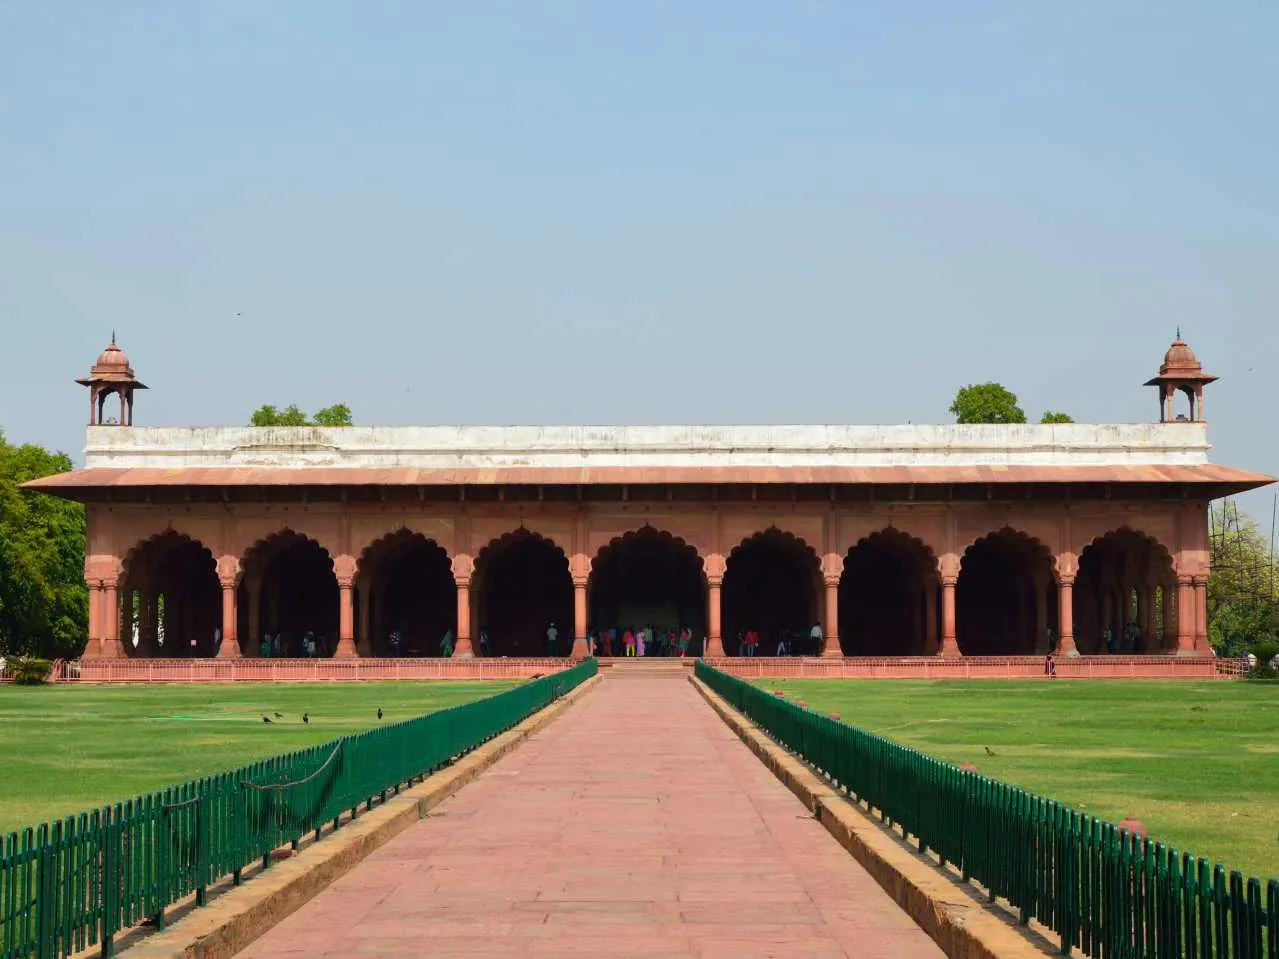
xmin=238 ymin=675 xmax=944 ymax=959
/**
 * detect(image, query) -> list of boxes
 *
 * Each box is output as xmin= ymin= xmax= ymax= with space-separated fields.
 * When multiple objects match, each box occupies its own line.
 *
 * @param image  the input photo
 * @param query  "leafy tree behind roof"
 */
xmin=948 ymin=383 xmax=1027 ymax=424
xmin=251 ymin=404 xmax=351 ymax=426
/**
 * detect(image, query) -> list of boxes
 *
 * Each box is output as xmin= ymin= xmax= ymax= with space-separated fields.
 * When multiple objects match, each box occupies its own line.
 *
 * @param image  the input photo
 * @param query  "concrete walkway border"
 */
xmin=111 ymin=675 xmax=601 ymax=959
xmin=691 ymin=675 xmax=1056 ymax=959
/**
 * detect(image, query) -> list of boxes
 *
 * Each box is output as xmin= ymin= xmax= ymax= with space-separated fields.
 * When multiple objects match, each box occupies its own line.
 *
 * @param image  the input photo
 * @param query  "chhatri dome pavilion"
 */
xmin=24 ymin=336 xmax=1273 ymax=664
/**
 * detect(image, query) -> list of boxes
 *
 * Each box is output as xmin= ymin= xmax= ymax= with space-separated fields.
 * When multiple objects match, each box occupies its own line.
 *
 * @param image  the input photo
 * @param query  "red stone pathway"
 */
xmin=238 ymin=675 xmax=945 ymax=958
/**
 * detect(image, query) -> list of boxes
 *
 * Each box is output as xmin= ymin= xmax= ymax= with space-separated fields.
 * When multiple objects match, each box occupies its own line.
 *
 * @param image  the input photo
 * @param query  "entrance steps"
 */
xmin=597 ymin=657 xmax=694 ymax=678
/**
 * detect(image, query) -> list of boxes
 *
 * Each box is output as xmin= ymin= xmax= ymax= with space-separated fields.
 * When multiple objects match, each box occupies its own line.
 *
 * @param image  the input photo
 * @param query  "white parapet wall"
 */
xmin=82 ymin=422 xmax=1212 ymax=470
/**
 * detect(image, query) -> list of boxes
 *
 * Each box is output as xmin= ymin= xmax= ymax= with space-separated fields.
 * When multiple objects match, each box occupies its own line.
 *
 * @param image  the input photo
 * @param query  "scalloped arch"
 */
xmin=241 ymin=528 xmax=335 ymax=571
xmin=356 ymin=527 xmax=451 ymax=575
xmin=591 ymin=525 xmax=705 ymax=572
xmin=846 ymin=527 xmax=939 ymax=570
xmin=1079 ymin=524 xmax=1176 ymax=566
xmin=726 ymin=526 xmax=820 ymax=569
xmin=122 ymin=529 xmax=217 ymax=576
xmin=960 ymin=526 xmax=1058 ymax=577
xmin=476 ymin=527 xmax=571 ymax=568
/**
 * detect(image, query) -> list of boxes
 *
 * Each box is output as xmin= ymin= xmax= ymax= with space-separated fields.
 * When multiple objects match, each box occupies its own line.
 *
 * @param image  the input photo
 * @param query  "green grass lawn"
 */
xmin=760 ymin=679 xmax=1279 ymax=881
xmin=0 ymin=681 xmax=515 ymax=835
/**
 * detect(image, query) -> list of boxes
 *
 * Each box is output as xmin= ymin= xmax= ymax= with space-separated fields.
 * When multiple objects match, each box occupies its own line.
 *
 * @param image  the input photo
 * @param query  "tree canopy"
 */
xmin=251 ymin=403 xmax=352 ymax=427
xmin=948 ymin=383 xmax=1028 ymax=424
xmin=1208 ymin=500 xmax=1278 ymax=653
xmin=0 ymin=432 xmax=88 ymax=658
xmin=1040 ymin=411 xmax=1074 ymax=424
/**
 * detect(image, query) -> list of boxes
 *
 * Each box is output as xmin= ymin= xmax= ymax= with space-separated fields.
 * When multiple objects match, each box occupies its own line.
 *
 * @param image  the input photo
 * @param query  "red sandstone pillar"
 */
xmin=1192 ymin=576 xmax=1209 ymax=653
xmin=335 ymin=584 xmax=357 ymax=658
xmin=100 ymin=582 xmax=123 ymax=659
xmin=218 ymin=584 xmax=241 ymax=658
xmin=572 ymin=578 xmax=588 ymax=658
xmin=83 ymin=581 xmax=103 ymax=659
xmin=332 ymin=557 xmax=358 ymax=658
xmin=1057 ymin=577 xmax=1078 ymax=656
xmin=217 ymin=558 xmax=241 ymax=659
xmin=938 ymin=577 xmax=960 ymax=657
xmin=705 ymin=577 xmax=725 ymax=657
xmin=454 ymin=580 xmax=474 ymax=658
xmin=821 ymin=577 xmax=841 ymax=657
xmin=1175 ymin=577 xmax=1195 ymax=655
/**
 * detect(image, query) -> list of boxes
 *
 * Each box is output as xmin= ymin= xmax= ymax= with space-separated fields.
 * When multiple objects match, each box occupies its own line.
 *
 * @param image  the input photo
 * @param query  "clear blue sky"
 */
xmin=1 ymin=3 xmax=1275 ymax=520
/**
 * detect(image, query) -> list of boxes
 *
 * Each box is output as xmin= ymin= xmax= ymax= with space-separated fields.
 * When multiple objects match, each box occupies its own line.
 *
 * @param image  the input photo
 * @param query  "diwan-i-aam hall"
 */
xmin=25 ymin=337 xmax=1273 ymax=666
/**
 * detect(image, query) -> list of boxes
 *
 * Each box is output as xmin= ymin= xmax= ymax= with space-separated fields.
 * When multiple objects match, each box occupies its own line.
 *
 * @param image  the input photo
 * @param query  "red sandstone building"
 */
xmin=25 ymin=337 xmax=1273 ymax=668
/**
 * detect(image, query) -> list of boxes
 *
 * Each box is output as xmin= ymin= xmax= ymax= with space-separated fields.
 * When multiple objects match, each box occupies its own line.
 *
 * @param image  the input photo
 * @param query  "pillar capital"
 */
xmin=451 ymin=553 xmax=475 ymax=586
xmin=820 ymin=553 xmax=843 ymax=586
xmin=84 ymin=555 xmax=122 ymax=587
xmin=333 ymin=554 xmax=357 ymax=589
xmin=938 ymin=553 xmax=961 ymax=585
xmin=216 ymin=555 xmax=241 ymax=588
xmin=704 ymin=552 xmax=726 ymax=586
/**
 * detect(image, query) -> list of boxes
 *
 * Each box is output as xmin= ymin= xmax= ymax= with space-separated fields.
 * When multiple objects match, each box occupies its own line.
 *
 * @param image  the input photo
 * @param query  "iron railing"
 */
xmin=0 ymin=659 xmax=596 ymax=959
xmin=695 ymin=660 xmax=1277 ymax=958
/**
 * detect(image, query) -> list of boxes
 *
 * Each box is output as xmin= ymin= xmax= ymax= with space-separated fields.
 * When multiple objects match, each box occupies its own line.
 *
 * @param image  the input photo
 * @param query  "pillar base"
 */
xmin=1058 ymin=636 xmax=1080 ymax=658
xmin=333 ymin=638 xmax=359 ymax=659
xmin=97 ymin=639 xmax=126 ymax=660
xmin=217 ymin=639 xmax=242 ymax=659
xmin=454 ymin=635 xmax=475 ymax=659
xmin=936 ymin=639 xmax=962 ymax=659
xmin=820 ymin=640 xmax=843 ymax=659
xmin=570 ymin=637 xmax=588 ymax=659
xmin=704 ymin=636 xmax=725 ymax=658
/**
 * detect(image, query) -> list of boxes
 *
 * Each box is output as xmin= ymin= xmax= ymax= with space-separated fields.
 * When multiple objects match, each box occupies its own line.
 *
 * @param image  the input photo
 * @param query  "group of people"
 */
xmin=587 ymin=626 xmax=697 ymax=657
xmin=733 ymin=624 xmax=824 ymax=657
xmin=259 ymin=630 xmax=330 ymax=658
xmin=1098 ymin=622 xmax=1145 ymax=654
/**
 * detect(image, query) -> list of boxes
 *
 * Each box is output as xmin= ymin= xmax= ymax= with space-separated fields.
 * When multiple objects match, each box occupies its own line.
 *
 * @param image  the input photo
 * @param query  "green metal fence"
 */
xmin=1 ymin=660 xmax=596 ymax=959
xmin=695 ymin=661 xmax=1277 ymax=959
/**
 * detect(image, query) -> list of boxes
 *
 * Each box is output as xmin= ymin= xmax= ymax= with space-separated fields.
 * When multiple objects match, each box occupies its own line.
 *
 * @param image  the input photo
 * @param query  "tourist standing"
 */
xmin=441 ymin=629 xmax=455 ymax=657
xmin=547 ymin=622 xmax=559 ymax=656
xmin=479 ymin=628 xmax=491 ymax=656
xmin=810 ymin=622 xmax=823 ymax=656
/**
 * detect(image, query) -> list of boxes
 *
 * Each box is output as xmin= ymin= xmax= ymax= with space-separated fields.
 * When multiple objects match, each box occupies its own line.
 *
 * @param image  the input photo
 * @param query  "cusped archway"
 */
xmin=474 ymin=529 xmax=573 ymax=657
xmin=589 ymin=527 xmax=706 ymax=654
xmin=357 ymin=530 xmax=455 ymax=657
xmin=722 ymin=528 xmax=821 ymax=656
xmin=241 ymin=531 xmax=339 ymax=657
xmin=956 ymin=528 xmax=1057 ymax=656
xmin=121 ymin=531 xmax=221 ymax=658
xmin=1075 ymin=527 xmax=1177 ymax=654
xmin=839 ymin=529 xmax=939 ymax=656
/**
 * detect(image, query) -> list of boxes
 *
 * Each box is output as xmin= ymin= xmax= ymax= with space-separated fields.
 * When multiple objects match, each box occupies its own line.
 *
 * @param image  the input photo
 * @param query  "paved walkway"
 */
xmin=239 ymin=674 xmax=944 ymax=958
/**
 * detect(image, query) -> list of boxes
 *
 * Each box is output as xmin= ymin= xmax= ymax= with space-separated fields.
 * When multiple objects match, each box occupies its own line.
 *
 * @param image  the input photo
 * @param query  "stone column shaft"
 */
xmin=938 ymin=578 xmax=960 ymax=657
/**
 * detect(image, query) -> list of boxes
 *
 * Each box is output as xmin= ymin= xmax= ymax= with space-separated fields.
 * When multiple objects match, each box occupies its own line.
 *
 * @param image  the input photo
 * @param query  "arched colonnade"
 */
xmin=88 ymin=522 xmax=1204 ymax=659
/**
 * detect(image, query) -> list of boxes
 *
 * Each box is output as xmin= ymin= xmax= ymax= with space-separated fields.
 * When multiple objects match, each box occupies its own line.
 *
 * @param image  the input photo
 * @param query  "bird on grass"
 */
xmin=274 ymin=712 xmax=284 ymax=719
xmin=262 ymin=716 xmax=273 ymax=724
xmin=984 ymin=746 xmax=995 ymax=756
xmin=377 ymin=708 xmax=383 ymax=720
xmin=302 ymin=712 xmax=310 ymax=724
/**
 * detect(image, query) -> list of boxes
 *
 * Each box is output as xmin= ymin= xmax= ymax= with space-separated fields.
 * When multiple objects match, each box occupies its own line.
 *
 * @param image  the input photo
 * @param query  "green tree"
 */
xmin=250 ymin=404 xmax=351 ymax=426
xmin=1208 ymin=500 xmax=1279 ymax=652
xmin=311 ymin=403 xmax=353 ymax=427
xmin=0 ymin=432 xmax=88 ymax=658
xmin=1040 ymin=411 xmax=1074 ymax=424
xmin=948 ymin=383 xmax=1027 ymax=424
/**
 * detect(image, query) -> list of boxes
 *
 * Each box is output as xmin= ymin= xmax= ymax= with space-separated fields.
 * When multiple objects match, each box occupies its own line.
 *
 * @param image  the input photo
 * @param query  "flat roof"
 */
xmin=23 ymin=463 xmax=1274 ymax=495
xmin=18 ymin=422 xmax=1274 ymax=499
